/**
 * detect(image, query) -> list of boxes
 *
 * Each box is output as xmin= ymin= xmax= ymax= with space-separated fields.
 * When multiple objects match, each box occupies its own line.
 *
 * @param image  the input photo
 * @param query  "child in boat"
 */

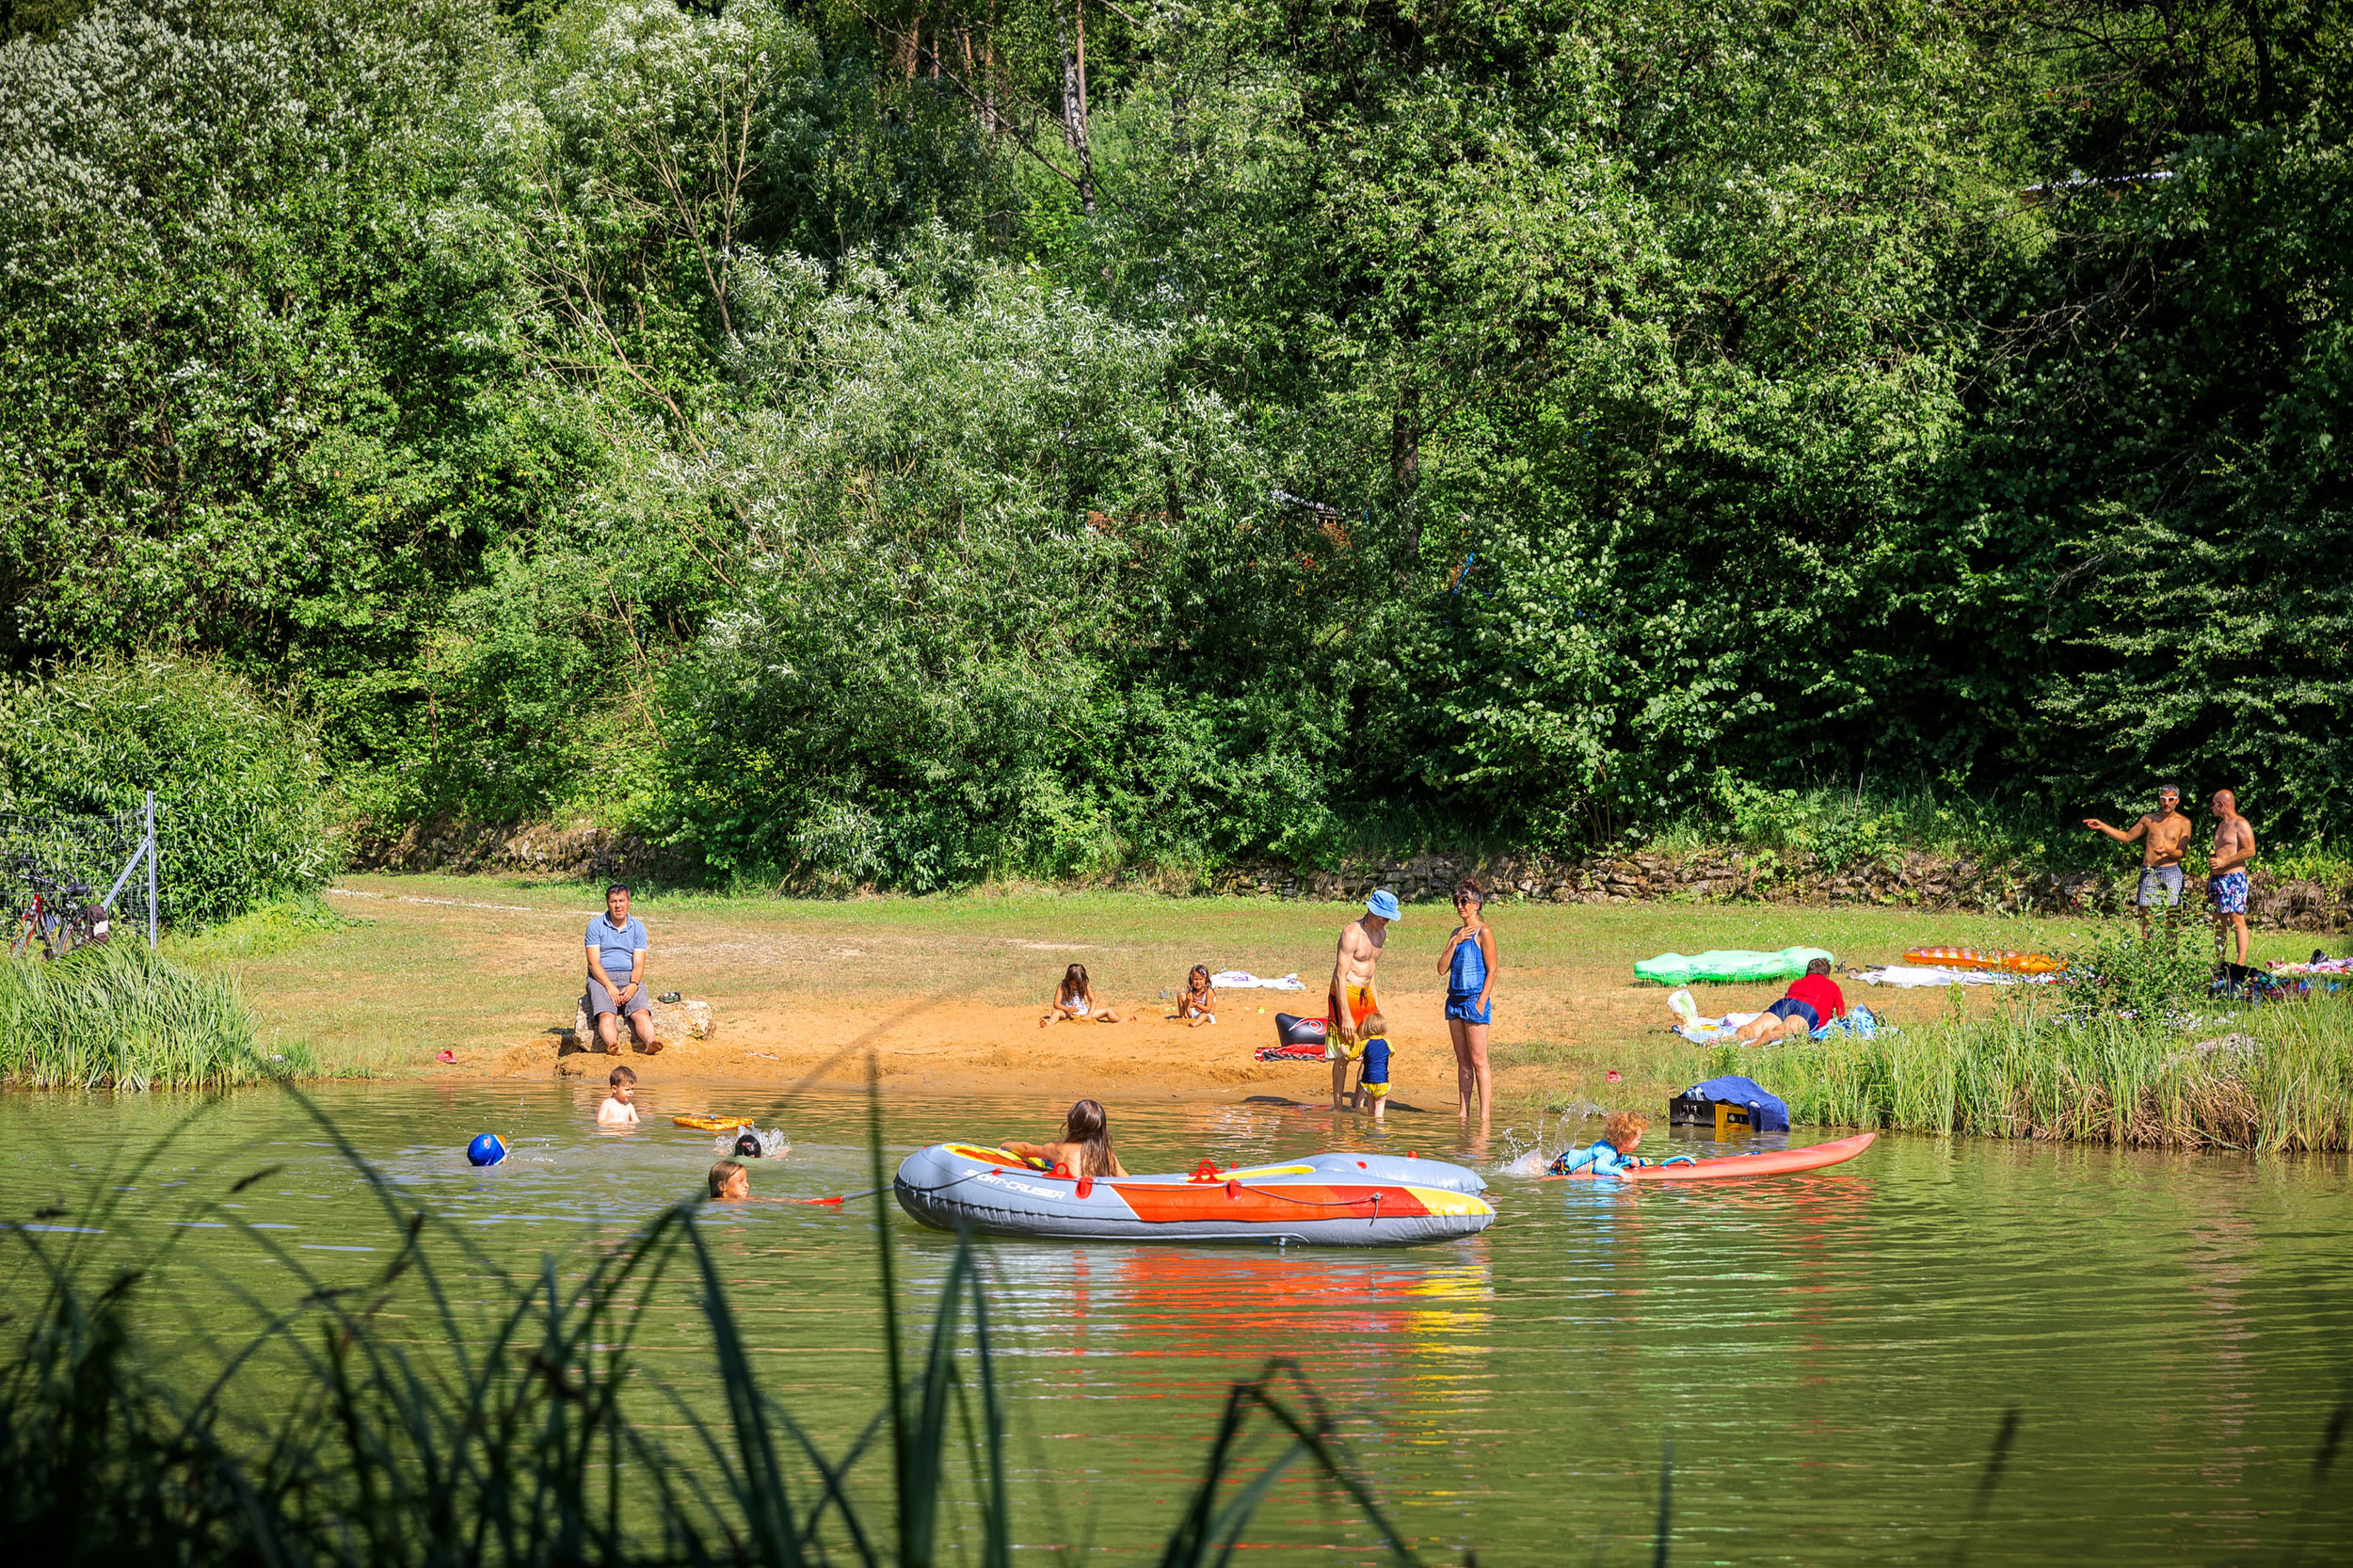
xmin=1175 ymin=964 xmax=1217 ymax=1027
xmin=1042 ymin=963 xmax=1123 ymax=1027
xmin=1350 ymin=1011 xmax=1393 ymax=1120
xmin=1002 ymin=1098 xmax=1130 ymax=1177
xmin=708 ymin=1159 xmax=749 ymax=1200
xmin=1548 ymin=1111 xmax=1649 ymax=1176
xmin=597 ymin=1064 xmax=639 ymax=1127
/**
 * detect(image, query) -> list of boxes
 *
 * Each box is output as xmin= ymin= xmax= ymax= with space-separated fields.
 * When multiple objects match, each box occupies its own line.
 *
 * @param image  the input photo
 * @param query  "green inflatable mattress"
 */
xmin=1633 ymin=947 xmax=1833 ymax=985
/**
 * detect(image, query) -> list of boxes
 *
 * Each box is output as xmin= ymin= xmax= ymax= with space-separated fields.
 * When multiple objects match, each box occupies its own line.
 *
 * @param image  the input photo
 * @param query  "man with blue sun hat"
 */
xmin=1326 ymin=888 xmax=1400 ymax=1110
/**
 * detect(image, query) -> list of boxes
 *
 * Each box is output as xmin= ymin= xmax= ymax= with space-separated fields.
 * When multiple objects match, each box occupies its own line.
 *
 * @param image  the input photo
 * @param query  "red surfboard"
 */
xmin=1543 ymin=1130 xmax=1876 ymax=1182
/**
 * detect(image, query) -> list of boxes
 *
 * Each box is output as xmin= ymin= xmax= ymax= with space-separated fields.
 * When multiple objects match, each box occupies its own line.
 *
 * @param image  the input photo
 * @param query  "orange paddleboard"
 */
xmin=1900 ymin=947 xmax=2064 ymax=975
xmin=1543 ymin=1130 xmax=1877 ymax=1182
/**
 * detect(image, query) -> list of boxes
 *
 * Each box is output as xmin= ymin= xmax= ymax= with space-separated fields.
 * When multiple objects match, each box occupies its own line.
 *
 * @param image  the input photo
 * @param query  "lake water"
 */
xmin=3 ymin=1080 xmax=2347 ymax=1564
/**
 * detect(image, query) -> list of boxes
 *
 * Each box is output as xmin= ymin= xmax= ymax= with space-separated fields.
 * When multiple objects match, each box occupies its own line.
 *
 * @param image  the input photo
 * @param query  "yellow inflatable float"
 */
xmin=672 ymin=1113 xmax=755 ymax=1131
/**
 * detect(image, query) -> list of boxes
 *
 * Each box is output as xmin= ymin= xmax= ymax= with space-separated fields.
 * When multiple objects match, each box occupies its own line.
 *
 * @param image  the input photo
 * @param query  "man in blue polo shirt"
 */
xmin=586 ymin=882 xmax=660 ymax=1053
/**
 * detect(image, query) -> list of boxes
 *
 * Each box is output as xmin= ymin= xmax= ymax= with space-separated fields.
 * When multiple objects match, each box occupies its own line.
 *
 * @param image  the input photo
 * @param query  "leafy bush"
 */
xmin=2058 ymin=906 xmax=2217 ymax=1020
xmin=0 ymin=653 xmax=335 ymax=927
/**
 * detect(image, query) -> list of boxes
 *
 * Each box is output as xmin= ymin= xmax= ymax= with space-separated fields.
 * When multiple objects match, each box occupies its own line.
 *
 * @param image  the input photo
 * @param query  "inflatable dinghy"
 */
xmin=894 ymin=1144 xmax=1495 ymax=1246
xmin=1544 ymin=1131 xmax=1876 ymax=1183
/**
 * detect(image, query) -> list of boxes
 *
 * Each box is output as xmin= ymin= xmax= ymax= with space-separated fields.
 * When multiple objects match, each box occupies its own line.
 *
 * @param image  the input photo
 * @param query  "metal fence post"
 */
xmin=145 ymin=791 xmax=157 ymax=949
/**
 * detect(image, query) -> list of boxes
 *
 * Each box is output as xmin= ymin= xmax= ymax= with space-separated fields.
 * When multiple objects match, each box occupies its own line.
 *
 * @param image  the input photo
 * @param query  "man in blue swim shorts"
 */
xmin=2205 ymin=790 xmax=2257 ymax=967
xmin=1732 ymin=957 xmax=1844 ymax=1044
xmin=586 ymin=883 xmax=661 ymax=1054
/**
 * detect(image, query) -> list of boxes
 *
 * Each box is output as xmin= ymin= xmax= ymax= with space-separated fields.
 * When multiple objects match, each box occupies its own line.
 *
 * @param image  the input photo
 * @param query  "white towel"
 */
xmin=1857 ymin=965 xmax=2019 ymax=988
xmin=1209 ymin=970 xmax=1307 ymax=991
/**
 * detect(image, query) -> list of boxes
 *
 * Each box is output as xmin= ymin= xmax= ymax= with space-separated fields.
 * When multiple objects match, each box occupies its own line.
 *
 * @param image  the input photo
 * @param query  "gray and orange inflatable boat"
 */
xmin=893 ymin=1144 xmax=1494 ymax=1246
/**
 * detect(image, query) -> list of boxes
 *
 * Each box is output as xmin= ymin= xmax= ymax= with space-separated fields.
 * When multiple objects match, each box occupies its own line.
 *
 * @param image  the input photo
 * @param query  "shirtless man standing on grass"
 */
xmin=2084 ymin=783 xmax=2195 ymax=937
xmin=1327 ymin=890 xmax=1399 ymax=1112
xmin=2206 ymin=790 xmax=2258 ymax=967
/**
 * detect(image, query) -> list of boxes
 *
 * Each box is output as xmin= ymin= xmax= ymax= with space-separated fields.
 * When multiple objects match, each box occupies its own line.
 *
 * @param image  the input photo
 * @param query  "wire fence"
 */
xmin=1 ymin=793 xmax=157 ymax=955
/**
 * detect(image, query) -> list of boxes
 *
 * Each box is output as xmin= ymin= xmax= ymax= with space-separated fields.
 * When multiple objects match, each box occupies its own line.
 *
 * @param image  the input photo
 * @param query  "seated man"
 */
xmin=1732 ymin=957 xmax=1844 ymax=1044
xmin=586 ymin=882 xmax=660 ymax=1054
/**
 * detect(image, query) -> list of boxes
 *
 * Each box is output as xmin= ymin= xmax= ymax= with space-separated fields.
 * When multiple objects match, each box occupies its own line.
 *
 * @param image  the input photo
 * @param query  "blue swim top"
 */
xmin=1360 ymin=1036 xmax=1391 ymax=1083
xmin=1548 ymin=1138 xmax=1636 ymax=1177
xmin=1449 ymin=930 xmax=1488 ymax=996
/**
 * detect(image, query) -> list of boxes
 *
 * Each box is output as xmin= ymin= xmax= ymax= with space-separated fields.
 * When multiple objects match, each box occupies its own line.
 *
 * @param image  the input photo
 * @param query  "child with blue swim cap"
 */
xmin=467 ymin=1132 xmax=507 ymax=1167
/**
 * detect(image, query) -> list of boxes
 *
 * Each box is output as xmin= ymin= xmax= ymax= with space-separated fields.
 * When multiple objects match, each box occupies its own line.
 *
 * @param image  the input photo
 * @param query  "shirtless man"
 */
xmin=2084 ymin=783 xmax=2195 ymax=936
xmin=1327 ymin=890 xmax=1400 ymax=1111
xmin=2205 ymin=790 xmax=2258 ymax=966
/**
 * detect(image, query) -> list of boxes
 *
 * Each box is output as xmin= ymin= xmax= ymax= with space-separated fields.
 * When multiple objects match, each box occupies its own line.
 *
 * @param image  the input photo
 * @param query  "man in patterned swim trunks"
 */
xmin=2205 ymin=790 xmax=2257 ymax=967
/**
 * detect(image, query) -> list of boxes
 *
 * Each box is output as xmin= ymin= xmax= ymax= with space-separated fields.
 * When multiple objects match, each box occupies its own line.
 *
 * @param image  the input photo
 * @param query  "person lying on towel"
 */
xmin=1732 ymin=957 xmax=1844 ymax=1044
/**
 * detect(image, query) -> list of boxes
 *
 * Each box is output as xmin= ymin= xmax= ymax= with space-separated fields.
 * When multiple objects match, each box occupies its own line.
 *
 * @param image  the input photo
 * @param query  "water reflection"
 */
xmin=1 ymin=1082 xmax=2348 ymax=1563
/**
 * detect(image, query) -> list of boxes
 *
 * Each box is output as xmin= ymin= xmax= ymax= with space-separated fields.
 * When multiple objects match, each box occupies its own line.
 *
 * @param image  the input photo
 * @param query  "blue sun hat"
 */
xmin=1365 ymin=889 xmax=1402 ymax=921
xmin=466 ymin=1132 xmax=508 ymax=1167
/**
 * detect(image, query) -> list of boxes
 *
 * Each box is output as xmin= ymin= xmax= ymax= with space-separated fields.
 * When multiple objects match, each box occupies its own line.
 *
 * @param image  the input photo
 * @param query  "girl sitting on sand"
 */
xmin=1175 ymin=964 xmax=1217 ymax=1027
xmin=1042 ymin=963 xmax=1122 ymax=1027
xmin=1003 ymin=1098 xmax=1130 ymax=1177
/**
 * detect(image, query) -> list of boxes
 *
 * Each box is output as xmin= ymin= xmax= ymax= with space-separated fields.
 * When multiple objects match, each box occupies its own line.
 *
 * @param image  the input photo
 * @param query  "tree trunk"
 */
xmin=1392 ymin=384 xmax=1422 ymax=578
xmin=1061 ymin=4 xmax=1096 ymax=216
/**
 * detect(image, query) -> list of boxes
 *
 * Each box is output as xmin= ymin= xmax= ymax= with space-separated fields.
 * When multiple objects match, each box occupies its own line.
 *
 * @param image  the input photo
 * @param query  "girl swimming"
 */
xmin=1042 ymin=963 xmax=1122 ymax=1026
xmin=1003 ymin=1098 xmax=1130 ymax=1177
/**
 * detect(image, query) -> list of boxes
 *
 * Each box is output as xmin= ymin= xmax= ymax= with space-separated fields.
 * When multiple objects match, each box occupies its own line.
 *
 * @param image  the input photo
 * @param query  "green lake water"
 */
xmin=3 ymin=1081 xmax=2348 ymax=1564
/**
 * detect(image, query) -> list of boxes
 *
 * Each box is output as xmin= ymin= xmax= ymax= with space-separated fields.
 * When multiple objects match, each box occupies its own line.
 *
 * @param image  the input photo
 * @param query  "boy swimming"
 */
xmin=1548 ymin=1111 xmax=1650 ymax=1176
xmin=597 ymin=1065 xmax=639 ymax=1127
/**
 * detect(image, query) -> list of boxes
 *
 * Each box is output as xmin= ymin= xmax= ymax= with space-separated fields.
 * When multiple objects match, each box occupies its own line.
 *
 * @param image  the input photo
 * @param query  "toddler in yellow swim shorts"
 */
xmin=1340 ymin=1011 xmax=1393 ymax=1118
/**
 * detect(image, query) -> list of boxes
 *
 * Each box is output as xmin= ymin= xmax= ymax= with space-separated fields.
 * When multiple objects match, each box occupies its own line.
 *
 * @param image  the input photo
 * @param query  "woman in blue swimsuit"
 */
xmin=1439 ymin=880 xmax=1498 ymax=1128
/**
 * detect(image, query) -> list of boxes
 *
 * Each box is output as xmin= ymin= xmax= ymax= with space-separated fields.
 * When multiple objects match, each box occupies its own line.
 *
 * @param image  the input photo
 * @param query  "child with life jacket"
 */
xmin=1546 ymin=1111 xmax=1693 ymax=1176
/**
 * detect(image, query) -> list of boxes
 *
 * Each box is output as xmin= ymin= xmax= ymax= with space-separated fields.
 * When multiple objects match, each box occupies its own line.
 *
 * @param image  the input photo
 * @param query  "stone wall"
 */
xmin=347 ymin=817 xmax=693 ymax=885
xmin=1205 ymin=849 xmax=2353 ymax=932
xmin=345 ymin=821 xmax=2353 ymax=933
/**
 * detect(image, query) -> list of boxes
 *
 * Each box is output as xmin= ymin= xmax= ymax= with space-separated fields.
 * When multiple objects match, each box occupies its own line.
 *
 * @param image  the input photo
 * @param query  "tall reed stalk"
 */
xmin=0 ymin=943 xmax=300 ymax=1090
xmin=1718 ymin=995 xmax=2353 ymax=1152
xmin=0 ymin=1089 xmax=1426 ymax=1565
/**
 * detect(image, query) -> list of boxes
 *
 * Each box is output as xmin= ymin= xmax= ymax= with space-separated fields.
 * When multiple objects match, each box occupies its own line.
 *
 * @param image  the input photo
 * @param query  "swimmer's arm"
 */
xmin=1000 ymin=1140 xmax=1055 ymax=1167
xmin=1109 ymin=1153 xmax=1129 ymax=1176
xmin=1477 ymin=926 xmax=1497 ymax=1007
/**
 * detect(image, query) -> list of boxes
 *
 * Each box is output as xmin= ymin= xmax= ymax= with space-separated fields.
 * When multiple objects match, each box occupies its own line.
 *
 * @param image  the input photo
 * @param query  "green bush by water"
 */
xmin=0 ymin=653 xmax=337 ymax=927
xmin=0 ymin=1094 xmax=1426 ymax=1566
xmin=0 ymin=944 xmax=301 ymax=1091
xmin=1720 ymin=995 xmax=2353 ymax=1153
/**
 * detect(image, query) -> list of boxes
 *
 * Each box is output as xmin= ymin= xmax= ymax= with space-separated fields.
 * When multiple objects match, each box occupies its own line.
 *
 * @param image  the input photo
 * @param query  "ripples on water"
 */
xmin=3 ymin=1080 xmax=2347 ymax=1564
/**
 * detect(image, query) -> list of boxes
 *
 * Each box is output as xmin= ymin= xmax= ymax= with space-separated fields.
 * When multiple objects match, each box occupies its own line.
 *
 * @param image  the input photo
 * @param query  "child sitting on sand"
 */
xmin=1174 ymin=964 xmax=1217 ymax=1027
xmin=598 ymin=1064 xmax=639 ymax=1127
xmin=1548 ymin=1111 xmax=1649 ymax=1176
xmin=1348 ymin=1011 xmax=1393 ymax=1120
xmin=1042 ymin=963 xmax=1123 ymax=1027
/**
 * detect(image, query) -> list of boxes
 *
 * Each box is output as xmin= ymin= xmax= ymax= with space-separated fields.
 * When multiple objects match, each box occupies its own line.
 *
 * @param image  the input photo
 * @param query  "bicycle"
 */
xmin=7 ymin=859 xmax=109 ymax=960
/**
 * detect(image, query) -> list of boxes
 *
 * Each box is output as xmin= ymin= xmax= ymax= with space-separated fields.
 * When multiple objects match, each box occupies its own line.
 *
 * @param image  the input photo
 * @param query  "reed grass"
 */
xmin=0 ymin=942 xmax=308 ymax=1091
xmin=1718 ymin=994 xmax=2353 ymax=1152
xmin=0 ymin=1088 xmax=1429 ymax=1566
